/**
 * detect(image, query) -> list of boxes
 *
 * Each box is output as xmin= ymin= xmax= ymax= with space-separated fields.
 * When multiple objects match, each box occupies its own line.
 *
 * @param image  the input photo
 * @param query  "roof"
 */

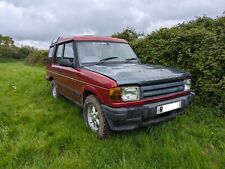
xmin=53 ymin=36 xmax=127 ymax=45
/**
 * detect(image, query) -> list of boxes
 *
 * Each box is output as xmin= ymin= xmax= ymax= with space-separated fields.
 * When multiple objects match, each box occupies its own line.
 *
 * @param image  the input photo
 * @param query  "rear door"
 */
xmin=46 ymin=46 xmax=54 ymax=66
xmin=50 ymin=43 xmax=64 ymax=93
xmin=46 ymin=46 xmax=55 ymax=79
xmin=50 ymin=41 xmax=82 ymax=105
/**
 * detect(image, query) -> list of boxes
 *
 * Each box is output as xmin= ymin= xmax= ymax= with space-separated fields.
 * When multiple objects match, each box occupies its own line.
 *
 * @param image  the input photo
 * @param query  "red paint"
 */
xmin=56 ymin=36 xmax=127 ymax=44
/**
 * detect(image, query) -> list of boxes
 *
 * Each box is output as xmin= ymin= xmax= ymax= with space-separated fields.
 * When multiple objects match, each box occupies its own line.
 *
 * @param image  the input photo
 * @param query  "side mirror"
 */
xmin=59 ymin=59 xmax=73 ymax=67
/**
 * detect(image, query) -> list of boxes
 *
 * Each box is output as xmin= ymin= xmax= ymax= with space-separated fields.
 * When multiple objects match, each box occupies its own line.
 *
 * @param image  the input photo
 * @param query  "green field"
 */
xmin=0 ymin=62 xmax=225 ymax=169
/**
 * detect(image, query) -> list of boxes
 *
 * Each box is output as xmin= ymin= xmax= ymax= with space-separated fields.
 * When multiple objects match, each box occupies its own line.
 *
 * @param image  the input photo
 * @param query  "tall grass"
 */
xmin=0 ymin=62 xmax=224 ymax=169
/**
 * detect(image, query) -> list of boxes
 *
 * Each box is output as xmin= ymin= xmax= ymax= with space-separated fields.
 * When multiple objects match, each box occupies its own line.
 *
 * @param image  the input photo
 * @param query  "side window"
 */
xmin=56 ymin=44 xmax=64 ymax=64
xmin=48 ymin=47 xmax=53 ymax=58
xmin=63 ymin=42 xmax=74 ymax=63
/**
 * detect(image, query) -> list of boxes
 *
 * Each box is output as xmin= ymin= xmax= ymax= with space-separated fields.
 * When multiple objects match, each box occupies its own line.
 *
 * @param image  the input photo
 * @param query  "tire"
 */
xmin=51 ymin=80 xmax=59 ymax=98
xmin=83 ymin=95 xmax=111 ymax=138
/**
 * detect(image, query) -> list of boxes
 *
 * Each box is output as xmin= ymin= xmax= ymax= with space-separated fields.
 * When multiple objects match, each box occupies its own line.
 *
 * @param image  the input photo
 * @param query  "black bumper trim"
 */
xmin=101 ymin=92 xmax=195 ymax=131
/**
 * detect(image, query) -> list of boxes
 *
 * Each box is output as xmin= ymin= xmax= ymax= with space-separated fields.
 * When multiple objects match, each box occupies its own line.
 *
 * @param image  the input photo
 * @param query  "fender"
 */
xmin=82 ymin=85 xmax=108 ymax=104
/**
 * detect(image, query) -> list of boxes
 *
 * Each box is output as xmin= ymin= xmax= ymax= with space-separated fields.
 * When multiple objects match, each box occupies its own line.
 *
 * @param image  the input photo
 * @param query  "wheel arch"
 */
xmin=46 ymin=75 xmax=54 ymax=81
xmin=82 ymin=86 xmax=104 ymax=105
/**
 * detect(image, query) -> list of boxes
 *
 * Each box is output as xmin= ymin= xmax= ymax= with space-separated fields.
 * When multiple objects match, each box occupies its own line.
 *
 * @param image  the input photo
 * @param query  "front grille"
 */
xmin=141 ymin=80 xmax=184 ymax=99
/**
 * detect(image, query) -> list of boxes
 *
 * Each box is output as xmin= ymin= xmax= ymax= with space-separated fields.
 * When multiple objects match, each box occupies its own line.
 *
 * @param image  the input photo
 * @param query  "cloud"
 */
xmin=0 ymin=0 xmax=224 ymax=48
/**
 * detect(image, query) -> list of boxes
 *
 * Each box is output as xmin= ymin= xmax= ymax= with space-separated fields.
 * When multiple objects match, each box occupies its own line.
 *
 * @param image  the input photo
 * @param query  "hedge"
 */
xmin=24 ymin=50 xmax=48 ymax=66
xmin=128 ymin=16 xmax=225 ymax=112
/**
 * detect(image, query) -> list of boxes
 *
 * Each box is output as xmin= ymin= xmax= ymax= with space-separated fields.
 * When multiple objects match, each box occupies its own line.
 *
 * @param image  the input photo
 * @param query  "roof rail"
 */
xmin=51 ymin=37 xmax=60 ymax=45
xmin=82 ymin=35 xmax=94 ymax=36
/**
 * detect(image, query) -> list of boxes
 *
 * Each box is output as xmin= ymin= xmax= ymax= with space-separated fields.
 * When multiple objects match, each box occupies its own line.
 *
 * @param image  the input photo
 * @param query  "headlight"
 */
xmin=184 ymin=79 xmax=191 ymax=91
xmin=109 ymin=86 xmax=140 ymax=101
xmin=121 ymin=86 xmax=140 ymax=101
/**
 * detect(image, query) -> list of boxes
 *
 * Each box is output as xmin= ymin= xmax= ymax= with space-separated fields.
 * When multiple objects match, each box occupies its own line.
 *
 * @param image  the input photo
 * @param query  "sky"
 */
xmin=0 ymin=0 xmax=224 ymax=49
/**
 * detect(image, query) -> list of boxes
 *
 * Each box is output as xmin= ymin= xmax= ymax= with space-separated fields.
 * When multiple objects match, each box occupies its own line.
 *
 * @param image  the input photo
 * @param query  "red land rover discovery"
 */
xmin=46 ymin=36 xmax=195 ymax=138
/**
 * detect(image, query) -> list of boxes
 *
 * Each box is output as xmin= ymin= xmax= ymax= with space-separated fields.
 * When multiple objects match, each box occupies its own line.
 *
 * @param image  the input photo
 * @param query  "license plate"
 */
xmin=156 ymin=101 xmax=182 ymax=114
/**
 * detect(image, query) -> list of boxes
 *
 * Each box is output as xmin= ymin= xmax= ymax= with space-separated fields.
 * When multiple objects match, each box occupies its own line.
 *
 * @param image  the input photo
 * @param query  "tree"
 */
xmin=112 ymin=28 xmax=144 ymax=42
xmin=0 ymin=34 xmax=15 ymax=46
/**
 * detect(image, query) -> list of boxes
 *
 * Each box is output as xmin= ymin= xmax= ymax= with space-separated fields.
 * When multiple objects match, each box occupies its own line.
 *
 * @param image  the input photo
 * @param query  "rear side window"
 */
xmin=56 ymin=44 xmax=64 ymax=64
xmin=48 ymin=47 xmax=53 ymax=58
xmin=63 ymin=42 xmax=74 ymax=63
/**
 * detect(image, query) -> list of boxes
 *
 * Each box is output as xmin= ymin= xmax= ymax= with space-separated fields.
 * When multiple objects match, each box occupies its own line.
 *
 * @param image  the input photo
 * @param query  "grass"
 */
xmin=0 ymin=61 xmax=224 ymax=169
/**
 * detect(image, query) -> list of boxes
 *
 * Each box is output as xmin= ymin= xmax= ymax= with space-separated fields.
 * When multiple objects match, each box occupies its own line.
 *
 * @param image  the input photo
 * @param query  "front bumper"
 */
xmin=102 ymin=92 xmax=195 ymax=131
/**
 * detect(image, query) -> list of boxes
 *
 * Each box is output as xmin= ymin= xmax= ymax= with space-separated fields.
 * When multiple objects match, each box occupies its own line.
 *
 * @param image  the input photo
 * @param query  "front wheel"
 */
xmin=83 ymin=95 xmax=111 ymax=138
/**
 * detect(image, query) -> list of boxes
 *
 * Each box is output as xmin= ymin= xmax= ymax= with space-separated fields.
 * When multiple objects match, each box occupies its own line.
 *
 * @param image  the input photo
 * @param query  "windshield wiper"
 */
xmin=97 ymin=57 xmax=118 ymax=65
xmin=126 ymin=58 xmax=139 ymax=62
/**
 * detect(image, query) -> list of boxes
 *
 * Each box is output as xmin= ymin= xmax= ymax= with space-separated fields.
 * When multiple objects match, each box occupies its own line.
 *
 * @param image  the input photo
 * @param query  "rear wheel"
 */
xmin=83 ymin=95 xmax=110 ymax=138
xmin=51 ymin=80 xmax=59 ymax=98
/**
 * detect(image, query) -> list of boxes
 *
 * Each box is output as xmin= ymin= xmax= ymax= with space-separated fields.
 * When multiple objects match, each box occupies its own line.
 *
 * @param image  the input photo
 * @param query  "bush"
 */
xmin=0 ymin=46 xmax=20 ymax=59
xmin=24 ymin=50 xmax=48 ymax=66
xmin=114 ymin=16 xmax=225 ymax=111
xmin=17 ymin=46 xmax=35 ymax=59
xmin=112 ymin=27 xmax=143 ymax=42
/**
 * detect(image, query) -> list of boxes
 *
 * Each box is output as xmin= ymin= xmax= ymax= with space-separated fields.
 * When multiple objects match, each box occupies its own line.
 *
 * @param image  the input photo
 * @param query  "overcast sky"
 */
xmin=0 ymin=0 xmax=224 ymax=49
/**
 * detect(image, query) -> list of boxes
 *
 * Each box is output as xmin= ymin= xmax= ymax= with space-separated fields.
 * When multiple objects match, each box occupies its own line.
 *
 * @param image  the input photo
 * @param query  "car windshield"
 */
xmin=76 ymin=42 xmax=138 ymax=65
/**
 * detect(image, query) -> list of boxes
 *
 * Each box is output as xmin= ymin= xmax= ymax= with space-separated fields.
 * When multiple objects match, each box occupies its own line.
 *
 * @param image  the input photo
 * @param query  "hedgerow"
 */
xmin=24 ymin=50 xmax=48 ymax=66
xmin=127 ymin=17 xmax=225 ymax=111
